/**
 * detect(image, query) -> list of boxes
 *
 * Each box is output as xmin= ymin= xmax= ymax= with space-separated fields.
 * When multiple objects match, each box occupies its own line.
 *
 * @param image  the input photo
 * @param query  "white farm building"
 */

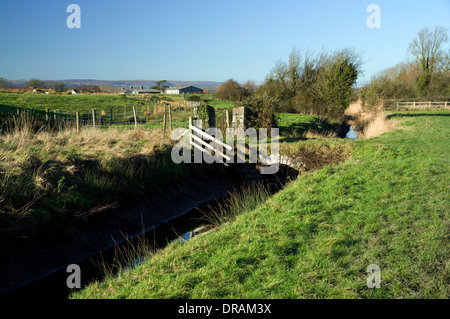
xmin=165 ymin=86 xmax=203 ymax=95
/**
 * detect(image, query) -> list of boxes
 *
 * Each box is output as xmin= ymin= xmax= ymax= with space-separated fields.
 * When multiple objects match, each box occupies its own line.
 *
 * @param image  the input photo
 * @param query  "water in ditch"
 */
xmin=346 ymin=126 xmax=358 ymax=140
xmin=3 ymin=165 xmax=297 ymax=299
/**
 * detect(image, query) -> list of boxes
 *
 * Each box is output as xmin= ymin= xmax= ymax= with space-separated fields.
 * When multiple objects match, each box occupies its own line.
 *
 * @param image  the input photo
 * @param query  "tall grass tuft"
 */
xmin=202 ymin=184 xmax=272 ymax=227
xmin=97 ymin=230 xmax=155 ymax=279
xmin=345 ymin=99 xmax=397 ymax=139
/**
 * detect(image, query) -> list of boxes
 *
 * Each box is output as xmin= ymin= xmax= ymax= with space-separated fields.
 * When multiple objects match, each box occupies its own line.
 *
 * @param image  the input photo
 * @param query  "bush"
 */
xmin=258 ymin=48 xmax=361 ymax=122
xmin=239 ymin=94 xmax=278 ymax=132
xmin=185 ymin=95 xmax=202 ymax=102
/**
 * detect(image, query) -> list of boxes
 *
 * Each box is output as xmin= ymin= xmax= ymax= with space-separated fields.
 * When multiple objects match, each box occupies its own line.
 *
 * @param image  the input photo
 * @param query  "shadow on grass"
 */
xmin=387 ymin=112 xmax=450 ymax=119
xmin=279 ymin=116 xmax=347 ymax=142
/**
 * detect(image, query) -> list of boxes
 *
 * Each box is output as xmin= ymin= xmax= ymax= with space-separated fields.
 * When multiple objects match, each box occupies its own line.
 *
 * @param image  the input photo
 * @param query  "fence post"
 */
xmin=163 ymin=104 xmax=167 ymax=134
xmin=54 ymin=110 xmax=57 ymax=128
xmin=92 ymin=108 xmax=96 ymax=129
xmin=133 ymin=106 xmax=137 ymax=129
xmin=169 ymin=104 xmax=172 ymax=132
xmin=189 ymin=117 xmax=193 ymax=148
xmin=76 ymin=109 xmax=80 ymax=134
xmin=445 ymin=101 xmax=448 ymax=109
xmin=226 ymin=109 xmax=230 ymax=128
xmin=429 ymin=101 xmax=431 ymax=107
xmin=110 ymin=107 xmax=113 ymax=125
xmin=46 ymin=108 xmax=49 ymax=129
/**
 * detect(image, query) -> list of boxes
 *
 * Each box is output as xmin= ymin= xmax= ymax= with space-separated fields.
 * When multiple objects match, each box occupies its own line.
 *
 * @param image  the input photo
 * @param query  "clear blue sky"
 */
xmin=0 ymin=0 xmax=449 ymax=85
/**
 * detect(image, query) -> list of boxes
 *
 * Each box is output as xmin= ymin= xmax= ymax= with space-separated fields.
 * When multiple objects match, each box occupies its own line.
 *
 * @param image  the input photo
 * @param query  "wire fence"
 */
xmin=2 ymin=104 xmax=195 ymax=133
xmin=0 ymin=101 xmax=234 ymax=136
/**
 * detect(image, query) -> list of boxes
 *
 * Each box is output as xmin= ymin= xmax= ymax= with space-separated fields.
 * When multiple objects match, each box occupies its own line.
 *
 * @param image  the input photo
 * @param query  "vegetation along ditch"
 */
xmin=0 ymin=114 xmax=349 ymax=298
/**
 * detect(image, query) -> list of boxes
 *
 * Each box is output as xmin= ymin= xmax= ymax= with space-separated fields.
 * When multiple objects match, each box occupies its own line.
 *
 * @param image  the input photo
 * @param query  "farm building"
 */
xmin=32 ymin=88 xmax=53 ymax=94
xmin=165 ymin=86 xmax=203 ymax=95
xmin=131 ymin=89 xmax=160 ymax=95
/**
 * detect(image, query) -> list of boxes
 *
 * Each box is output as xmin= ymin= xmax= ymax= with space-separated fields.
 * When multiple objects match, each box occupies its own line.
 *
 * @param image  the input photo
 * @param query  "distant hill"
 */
xmin=8 ymin=79 xmax=222 ymax=90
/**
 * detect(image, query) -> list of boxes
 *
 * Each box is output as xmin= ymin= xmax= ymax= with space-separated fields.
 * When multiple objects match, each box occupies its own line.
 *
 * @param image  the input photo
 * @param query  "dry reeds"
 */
xmin=304 ymin=128 xmax=337 ymax=139
xmin=0 ymin=114 xmax=172 ymax=214
xmin=346 ymin=99 xmax=396 ymax=139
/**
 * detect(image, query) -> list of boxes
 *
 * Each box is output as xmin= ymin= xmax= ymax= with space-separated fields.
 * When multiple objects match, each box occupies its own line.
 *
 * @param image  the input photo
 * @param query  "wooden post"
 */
xmin=124 ymin=106 xmax=127 ymax=118
xmin=133 ymin=106 xmax=137 ymax=129
xmin=110 ymin=107 xmax=113 ymax=124
xmin=76 ymin=109 xmax=80 ymax=134
xmin=54 ymin=110 xmax=57 ymax=128
xmin=46 ymin=108 xmax=49 ymax=129
xmin=169 ymin=104 xmax=172 ymax=132
xmin=92 ymin=108 xmax=96 ymax=129
xmin=226 ymin=109 xmax=230 ymax=128
xmin=163 ymin=104 xmax=167 ymax=134
xmin=445 ymin=101 xmax=448 ymax=109
xmin=429 ymin=101 xmax=431 ymax=107
xmin=189 ymin=117 xmax=193 ymax=148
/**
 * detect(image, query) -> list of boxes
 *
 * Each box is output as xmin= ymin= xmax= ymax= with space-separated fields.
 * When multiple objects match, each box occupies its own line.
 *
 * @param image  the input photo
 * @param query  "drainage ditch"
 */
xmin=2 ymin=163 xmax=298 ymax=299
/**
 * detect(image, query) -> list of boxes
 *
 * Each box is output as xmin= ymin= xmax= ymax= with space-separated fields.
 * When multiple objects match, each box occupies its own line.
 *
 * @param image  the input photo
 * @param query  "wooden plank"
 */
xmin=190 ymin=140 xmax=231 ymax=161
xmin=189 ymin=124 xmax=232 ymax=151
xmin=180 ymin=128 xmax=189 ymax=137
xmin=192 ymin=134 xmax=214 ymax=151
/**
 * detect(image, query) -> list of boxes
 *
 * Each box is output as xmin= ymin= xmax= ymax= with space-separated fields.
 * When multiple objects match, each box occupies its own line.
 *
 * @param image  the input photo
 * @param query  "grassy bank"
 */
xmin=0 ymin=114 xmax=197 ymax=250
xmin=72 ymin=110 xmax=449 ymax=299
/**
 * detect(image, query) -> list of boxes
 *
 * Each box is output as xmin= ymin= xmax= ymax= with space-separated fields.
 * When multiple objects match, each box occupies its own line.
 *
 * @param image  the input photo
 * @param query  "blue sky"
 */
xmin=0 ymin=0 xmax=449 ymax=84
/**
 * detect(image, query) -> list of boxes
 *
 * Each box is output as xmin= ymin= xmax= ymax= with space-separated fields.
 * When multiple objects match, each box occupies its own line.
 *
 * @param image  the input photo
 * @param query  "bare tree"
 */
xmin=409 ymin=26 xmax=448 ymax=73
xmin=408 ymin=26 xmax=449 ymax=94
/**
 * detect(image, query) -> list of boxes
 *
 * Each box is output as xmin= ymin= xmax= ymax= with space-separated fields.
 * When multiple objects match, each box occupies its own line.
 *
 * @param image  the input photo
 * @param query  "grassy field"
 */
xmin=71 ymin=109 xmax=449 ymax=299
xmin=0 ymin=93 xmax=236 ymax=131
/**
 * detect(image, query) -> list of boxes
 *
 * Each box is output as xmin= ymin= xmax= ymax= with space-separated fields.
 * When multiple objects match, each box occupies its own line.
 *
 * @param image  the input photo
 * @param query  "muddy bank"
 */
xmin=0 ymin=167 xmax=242 ymax=296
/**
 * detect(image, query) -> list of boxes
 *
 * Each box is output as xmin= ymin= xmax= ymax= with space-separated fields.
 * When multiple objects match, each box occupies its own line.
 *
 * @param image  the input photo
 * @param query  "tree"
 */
xmin=0 ymin=77 xmax=10 ymax=89
xmin=258 ymin=48 xmax=361 ymax=120
xmin=215 ymin=79 xmax=247 ymax=102
xmin=27 ymin=78 xmax=44 ymax=89
xmin=408 ymin=26 xmax=449 ymax=94
xmin=53 ymin=83 xmax=67 ymax=92
xmin=305 ymin=49 xmax=361 ymax=120
xmin=151 ymin=80 xmax=169 ymax=93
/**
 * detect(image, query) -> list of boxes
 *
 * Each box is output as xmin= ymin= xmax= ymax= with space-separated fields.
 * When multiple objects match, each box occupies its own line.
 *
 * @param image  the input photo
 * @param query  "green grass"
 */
xmin=0 ymin=93 xmax=234 ymax=131
xmin=0 ymin=92 xmax=142 ymax=115
xmin=72 ymin=110 xmax=449 ymax=299
xmin=278 ymin=113 xmax=343 ymax=140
